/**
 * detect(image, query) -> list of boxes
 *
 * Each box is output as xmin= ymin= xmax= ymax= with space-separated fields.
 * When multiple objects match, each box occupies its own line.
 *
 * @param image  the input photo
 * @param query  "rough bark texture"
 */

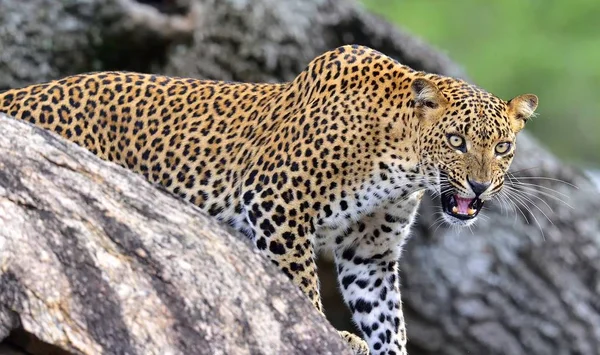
xmin=0 ymin=114 xmax=351 ymax=355
xmin=1 ymin=0 xmax=599 ymax=354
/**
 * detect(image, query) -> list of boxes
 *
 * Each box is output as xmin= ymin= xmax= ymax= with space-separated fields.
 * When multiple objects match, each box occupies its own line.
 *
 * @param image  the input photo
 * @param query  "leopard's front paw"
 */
xmin=339 ymin=330 xmax=369 ymax=355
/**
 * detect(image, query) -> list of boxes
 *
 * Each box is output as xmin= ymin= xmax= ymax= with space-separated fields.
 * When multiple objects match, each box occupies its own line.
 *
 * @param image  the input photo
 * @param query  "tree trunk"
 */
xmin=0 ymin=0 xmax=599 ymax=354
xmin=0 ymin=113 xmax=351 ymax=355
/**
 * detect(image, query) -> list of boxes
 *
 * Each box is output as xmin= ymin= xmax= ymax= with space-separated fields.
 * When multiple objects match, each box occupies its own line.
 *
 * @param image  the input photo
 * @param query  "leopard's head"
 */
xmin=411 ymin=77 xmax=538 ymax=226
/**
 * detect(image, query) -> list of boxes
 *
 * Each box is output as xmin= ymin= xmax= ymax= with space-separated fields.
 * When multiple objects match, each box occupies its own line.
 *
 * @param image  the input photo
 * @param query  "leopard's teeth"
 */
xmin=467 ymin=208 xmax=476 ymax=216
xmin=452 ymin=206 xmax=458 ymax=214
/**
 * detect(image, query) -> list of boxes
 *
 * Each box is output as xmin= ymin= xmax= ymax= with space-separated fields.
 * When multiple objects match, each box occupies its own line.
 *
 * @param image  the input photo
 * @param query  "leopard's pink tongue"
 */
xmin=455 ymin=196 xmax=472 ymax=214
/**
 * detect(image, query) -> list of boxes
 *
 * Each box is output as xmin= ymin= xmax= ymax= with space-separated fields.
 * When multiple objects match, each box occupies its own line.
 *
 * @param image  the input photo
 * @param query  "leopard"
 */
xmin=0 ymin=44 xmax=538 ymax=355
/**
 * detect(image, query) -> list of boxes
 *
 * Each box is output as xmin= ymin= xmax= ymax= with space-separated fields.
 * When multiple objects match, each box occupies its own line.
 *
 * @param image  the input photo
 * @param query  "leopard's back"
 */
xmin=0 ymin=72 xmax=287 ymax=230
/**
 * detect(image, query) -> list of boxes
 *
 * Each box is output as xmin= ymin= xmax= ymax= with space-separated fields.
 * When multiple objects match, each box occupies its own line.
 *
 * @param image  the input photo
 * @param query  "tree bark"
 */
xmin=0 ymin=114 xmax=351 ymax=355
xmin=0 ymin=0 xmax=599 ymax=354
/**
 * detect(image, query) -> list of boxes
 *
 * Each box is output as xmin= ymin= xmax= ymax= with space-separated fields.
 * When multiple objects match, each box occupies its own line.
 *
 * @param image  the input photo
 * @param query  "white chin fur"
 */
xmin=442 ymin=212 xmax=478 ymax=227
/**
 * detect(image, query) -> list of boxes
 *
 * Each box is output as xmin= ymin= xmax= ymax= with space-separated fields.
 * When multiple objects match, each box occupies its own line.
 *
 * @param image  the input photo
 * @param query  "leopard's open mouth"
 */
xmin=440 ymin=190 xmax=484 ymax=220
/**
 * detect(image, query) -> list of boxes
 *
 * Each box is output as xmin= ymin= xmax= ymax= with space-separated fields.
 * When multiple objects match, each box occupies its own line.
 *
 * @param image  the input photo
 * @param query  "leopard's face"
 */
xmin=411 ymin=78 xmax=538 ymax=226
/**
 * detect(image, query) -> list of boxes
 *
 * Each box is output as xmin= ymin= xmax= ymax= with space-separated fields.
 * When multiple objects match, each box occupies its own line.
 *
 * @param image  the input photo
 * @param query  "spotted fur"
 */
xmin=0 ymin=45 xmax=537 ymax=355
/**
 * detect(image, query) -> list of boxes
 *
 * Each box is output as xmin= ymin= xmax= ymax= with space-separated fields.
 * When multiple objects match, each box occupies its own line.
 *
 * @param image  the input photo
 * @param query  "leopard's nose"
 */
xmin=467 ymin=178 xmax=491 ymax=197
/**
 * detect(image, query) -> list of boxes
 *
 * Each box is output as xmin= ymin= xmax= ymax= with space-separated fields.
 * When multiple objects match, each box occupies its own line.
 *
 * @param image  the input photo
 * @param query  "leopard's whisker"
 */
xmin=504 ymin=184 xmax=573 ymax=208
xmin=502 ymin=189 xmax=546 ymax=240
xmin=504 ymin=187 xmax=554 ymax=225
xmin=503 ymin=186 xmax=556 ymax=214
xmin=499 ymin=189 xmax=529 ymax=225
xmin=506 ymin=174 xmax=578 ymax=188
xmin=506 ymin=178 xmax=573 ymax=198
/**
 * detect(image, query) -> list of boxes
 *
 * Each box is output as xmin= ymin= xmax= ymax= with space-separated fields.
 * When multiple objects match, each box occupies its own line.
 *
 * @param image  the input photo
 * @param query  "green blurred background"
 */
xmin=363 ymin=0 xmax=599 ymax=168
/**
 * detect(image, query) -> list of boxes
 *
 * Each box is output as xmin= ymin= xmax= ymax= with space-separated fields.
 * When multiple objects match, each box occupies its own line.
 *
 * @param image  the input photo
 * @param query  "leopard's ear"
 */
xmin=411 ymin=78 xmax=447 ymax=120
xmin=507 ymin=94 xmax=538 ymax=132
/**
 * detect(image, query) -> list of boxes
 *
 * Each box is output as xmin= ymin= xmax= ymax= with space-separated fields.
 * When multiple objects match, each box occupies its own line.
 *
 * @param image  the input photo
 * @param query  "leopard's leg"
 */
xmin=241 ymin=187 xmax=323 ymax=312
xmin=335 ymin=245 xmax=407 ymax=355
xmin=339 ymin=330 xmax=370 ymax=355
xmin=333 ymin=194 xmax=422 ymax=355
xmin=242 ymin=185 xmax=370 ymax=354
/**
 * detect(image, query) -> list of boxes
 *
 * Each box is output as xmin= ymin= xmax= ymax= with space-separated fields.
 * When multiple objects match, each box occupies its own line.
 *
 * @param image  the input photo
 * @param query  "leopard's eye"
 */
xmin=495 ymin=142 xmax=512 ymax=155
xmin=447 ymin=134 xmax=466 ymax=151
